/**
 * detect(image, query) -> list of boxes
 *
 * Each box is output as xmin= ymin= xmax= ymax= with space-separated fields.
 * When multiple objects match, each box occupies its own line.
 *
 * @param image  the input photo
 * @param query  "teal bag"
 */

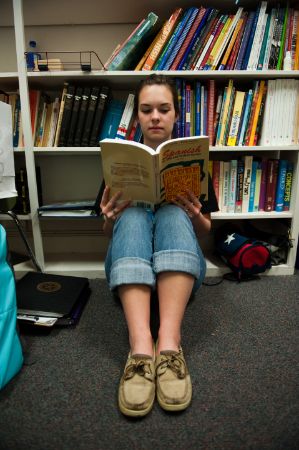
xmin=0 ymin=224 xmax=23 ymax=389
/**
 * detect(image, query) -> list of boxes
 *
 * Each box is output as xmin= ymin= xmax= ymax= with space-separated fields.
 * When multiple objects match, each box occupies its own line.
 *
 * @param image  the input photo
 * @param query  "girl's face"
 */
xmin=137 ymin=84 xmax=178 ymax=148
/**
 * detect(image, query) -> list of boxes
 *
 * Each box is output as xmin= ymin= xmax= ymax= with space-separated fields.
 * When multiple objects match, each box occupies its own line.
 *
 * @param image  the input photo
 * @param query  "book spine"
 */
xmin=248 ymin=160 xmax=258 ymax=212
xmin=171 ymin=7 xmax=206 ymax=70
xmin=73 ymin=87 xmax=91 ymax=146
xmin=115 ymin=93 xmax=135 ymax=140
xmin=235 ymin=158 xmax=244 ymax=212
xmin=81 ymin=87 xmax=100 ymax=146
xmin=241 ymin=155 xmax=253 ymax=213
xmin=141 ymin=8 xmax=183 ymax=71
xmin=227 ymin=90 xmax=245 ymax=146
xmin=221 ymin=161 xmax=230 ymax=213
xmin=66 ymin=86 xmax=83 ymax=147
xmin=235 ymin=11 xmax=255 ymax=70
xmin=275 ymin=159 xmax=288 ymax=212
xmin=258 ymin=157 xmax=268 ymax=211
xmin=226 ymin=12 xmax=248 ymax=69
xmin=283 ymin=161 xmax=294 ymax=211
xmin=241 ymin=5 xmax=260 ymax=70
xmin=227 ymin=159 xmax=237 ymax=213
xmin=89 ymin=86 xmax=110 ymax=146
xmin=212 ymin=160 xmax=220 ymax=205
xmin=253 ymin=160 xmax=262 ymax=212
xmin=207 ymin=80 xmax=216 ymax=146
xmin=264 ymin=159 xmax=279 ymax=212
xmin=248 ymin=80 xmax=266 ymax=146
xmin=58 ymin=85 xmax=75 ymax=147
xmin=194 ymin=81 xmax=201 ymax=136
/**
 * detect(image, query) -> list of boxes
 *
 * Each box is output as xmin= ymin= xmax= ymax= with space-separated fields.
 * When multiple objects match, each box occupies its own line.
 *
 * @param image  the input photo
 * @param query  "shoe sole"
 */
xmin=157 ymin=391 xmax=192 ymax=412
xmin=118 ymin=395 xmax=155 ymax=417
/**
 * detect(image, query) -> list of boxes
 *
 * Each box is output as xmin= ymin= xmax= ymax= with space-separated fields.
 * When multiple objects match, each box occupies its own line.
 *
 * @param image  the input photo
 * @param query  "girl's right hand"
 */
xmin=100 ymin=185 xmax=131 ymax=222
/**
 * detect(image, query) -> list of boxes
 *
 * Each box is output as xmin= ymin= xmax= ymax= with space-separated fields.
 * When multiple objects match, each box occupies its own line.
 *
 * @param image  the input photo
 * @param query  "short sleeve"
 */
xmin=201 ymin=174 xmax=219 ymax=214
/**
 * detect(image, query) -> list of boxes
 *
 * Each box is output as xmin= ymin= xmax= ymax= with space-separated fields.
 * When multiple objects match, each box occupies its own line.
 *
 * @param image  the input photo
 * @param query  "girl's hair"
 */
xmin=134 ymin=74 xmax=180 ymax=115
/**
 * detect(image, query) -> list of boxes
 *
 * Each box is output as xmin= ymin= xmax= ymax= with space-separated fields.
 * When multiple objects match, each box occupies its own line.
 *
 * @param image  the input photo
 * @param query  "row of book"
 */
xmin=3 ymin=77 xmax=299 ymax=148
xmin=106 ymin=2 xmax=299 ymax=71
xmin=211 ymin=157 xmax=294 ymax=214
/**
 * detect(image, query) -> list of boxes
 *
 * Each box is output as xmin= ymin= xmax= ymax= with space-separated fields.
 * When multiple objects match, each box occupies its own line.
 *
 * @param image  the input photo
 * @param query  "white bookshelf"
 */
xmin=1 ymin=0 xmax=298 ymax=278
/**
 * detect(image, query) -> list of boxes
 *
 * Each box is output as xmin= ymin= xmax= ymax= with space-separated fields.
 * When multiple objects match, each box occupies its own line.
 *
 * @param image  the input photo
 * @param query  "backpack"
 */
xmin=0 ymin=225 xmax=23 ymax=389
xmin=214 ymin=223 xmax=272 ymax=281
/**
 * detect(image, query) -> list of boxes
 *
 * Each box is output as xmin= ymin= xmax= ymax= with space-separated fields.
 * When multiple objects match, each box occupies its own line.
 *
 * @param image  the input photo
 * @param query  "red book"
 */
xmin=29 ymin=90 xmax=41 ymax=137
xmin=264 ymin=159 xmax=279 ymax=211
xmin=212 ymin=160 xmax=220 ymax=204
xmin=170 ymin=7 xmax=206 ymax=70
xmin=198 ymin=15 xmax=226 ymax=69
xmin=207 ymin=80 xmax=216 ymax=146
xmin=226 ymin=12 xmax=248 ymax=69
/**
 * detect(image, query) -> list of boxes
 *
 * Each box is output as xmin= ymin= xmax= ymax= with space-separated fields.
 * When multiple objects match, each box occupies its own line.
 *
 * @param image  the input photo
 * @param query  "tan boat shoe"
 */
xmin=155 ymin=346 xmax=192 ymax=411
xmin=118 ymin=352 xmax=155 ymax=417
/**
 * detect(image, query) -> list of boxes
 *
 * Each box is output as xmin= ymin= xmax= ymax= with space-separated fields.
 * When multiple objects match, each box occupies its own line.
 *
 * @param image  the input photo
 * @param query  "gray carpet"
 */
xmin=1 ymin=272 xmax=298 ymax=450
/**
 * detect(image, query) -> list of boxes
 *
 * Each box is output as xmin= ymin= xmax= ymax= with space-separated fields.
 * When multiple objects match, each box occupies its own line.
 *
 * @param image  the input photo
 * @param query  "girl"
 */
xmin=100 ymin=74 xmax=218 ymax=417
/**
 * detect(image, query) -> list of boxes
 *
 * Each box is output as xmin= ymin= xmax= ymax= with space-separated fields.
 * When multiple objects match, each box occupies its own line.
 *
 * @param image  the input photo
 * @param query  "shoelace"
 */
xmin=156 ymin=353 xmax=186 ymax=379
xmin=124 ymin=359 xmax=154 ymax=381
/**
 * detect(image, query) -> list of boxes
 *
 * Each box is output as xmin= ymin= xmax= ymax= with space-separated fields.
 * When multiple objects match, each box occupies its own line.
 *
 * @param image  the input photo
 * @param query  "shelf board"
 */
xmin=31 ymin=145 xmax=299 ymax=154
xmin=0 ymin=213 xmax=31 ymax=221
xmin=13 ymin=254 xmax=294 ymax=279
xmin=26 ymin=70 xmax=299 ymax=88
xmin=212 ymin=211 xmax=293 ymax=219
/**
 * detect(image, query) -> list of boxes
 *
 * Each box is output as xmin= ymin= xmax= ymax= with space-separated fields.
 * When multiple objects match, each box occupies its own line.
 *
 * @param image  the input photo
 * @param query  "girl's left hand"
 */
xmin=173 ymin=189 xmax=202 ymax=221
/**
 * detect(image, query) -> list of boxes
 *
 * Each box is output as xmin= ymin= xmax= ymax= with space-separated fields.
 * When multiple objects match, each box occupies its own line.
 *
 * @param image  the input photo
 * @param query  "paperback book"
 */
xmin=100 ymin=135 xmax=209 ymax=210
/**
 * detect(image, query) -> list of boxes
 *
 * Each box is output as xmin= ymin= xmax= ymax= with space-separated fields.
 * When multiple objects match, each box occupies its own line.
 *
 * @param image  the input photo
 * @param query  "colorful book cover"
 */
xmin=227 ymin=90 xmax=246 ymax=146
xmin=141 ymin=8 xmax=183 ymax=71
xmin=235 ymin=11 xmax=255 ymax=70
xmin=242 ymin=155 xmax=253 ymax=213
xmin=238 ymin=88 xmax=253 ymax=146
xmin=227 ymin=159 xmax=237 ymax=213
xmin=248 ymin=159 xmax=258 ymax=212
xmin=235 ymin=158 xmax=245 ymax=212
xmin=275 ymin=159 xmax=288 ymax=212
xmin=194 ymin=81 xmax=201 ymax=136
xmin=241 ymin=4 xmax=260 ymax=69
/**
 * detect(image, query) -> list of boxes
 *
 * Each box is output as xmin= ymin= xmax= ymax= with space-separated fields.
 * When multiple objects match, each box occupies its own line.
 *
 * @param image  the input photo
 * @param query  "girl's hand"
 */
xmin=172 ymin=189 xmax=202 ymax=221
xmin=100 ymin=185 xmax=131 ymax=222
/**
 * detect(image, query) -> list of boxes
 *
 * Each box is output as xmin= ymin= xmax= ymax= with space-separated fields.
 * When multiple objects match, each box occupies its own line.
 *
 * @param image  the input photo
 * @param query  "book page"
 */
xmin=100 ymin=140 xmax=158 ymax=208
xmin=157 ymin=136 xmax=209 ymax=203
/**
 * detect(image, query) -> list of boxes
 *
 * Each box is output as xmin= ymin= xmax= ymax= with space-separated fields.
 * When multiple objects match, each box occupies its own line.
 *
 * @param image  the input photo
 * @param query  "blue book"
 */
xmin=155 ymin=8 xmax=195 ymax=70
xmin=194 ymin=81 xmax=201 ymax=135
xmin=241 ymin=5 xmax=260 ymax=70
xmin=180 ymin=79 xmax=186 ymax=138
xmin=177 ymin=8 xmax=212 ymax=70
xmin=99 ymin=99 xmax=125 ymax=140
xmin=238 ymin=89 xmax=253 ymax=145
xmin=235 ymin=11 xmax=255 ymax=70
xmin=174 ymin=78 xmax=182 ymax=138
xmin=248 ymin=160 xmax=258 ymax=212
xmin=275 ymin=159 xmax=288 ymax=212
xmin=163 ymin=7 xmax=199 ymax=70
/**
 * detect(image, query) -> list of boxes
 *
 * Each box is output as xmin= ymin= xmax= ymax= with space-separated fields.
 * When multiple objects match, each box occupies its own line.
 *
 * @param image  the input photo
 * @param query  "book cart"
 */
xmin=0 ymin=0 xmax=298 ymax=278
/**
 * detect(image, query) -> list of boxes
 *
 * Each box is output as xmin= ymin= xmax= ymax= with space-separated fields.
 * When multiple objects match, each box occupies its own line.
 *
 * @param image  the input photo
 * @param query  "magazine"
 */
xmin=100 ymin=135 xmax=209 ymax=209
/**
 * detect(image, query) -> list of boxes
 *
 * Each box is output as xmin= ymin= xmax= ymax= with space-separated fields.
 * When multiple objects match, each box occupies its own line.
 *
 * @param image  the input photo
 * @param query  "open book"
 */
xmin=100 ymin=135 xmax=209 ymax=209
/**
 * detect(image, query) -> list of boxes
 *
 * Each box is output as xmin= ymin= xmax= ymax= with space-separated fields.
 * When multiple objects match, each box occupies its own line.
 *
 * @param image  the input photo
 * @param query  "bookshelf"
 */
xmin=0 ymin=0 xmax=298 ymax=278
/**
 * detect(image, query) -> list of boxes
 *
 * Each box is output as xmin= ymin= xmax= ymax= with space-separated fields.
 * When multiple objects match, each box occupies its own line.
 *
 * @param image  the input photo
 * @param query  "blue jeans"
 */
xmin=105 ymin=205 xmax=206 ymax=294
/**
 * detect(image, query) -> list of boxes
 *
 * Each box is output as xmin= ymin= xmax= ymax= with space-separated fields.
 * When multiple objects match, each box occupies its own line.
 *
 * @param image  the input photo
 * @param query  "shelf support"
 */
xmin=12 ymin=0 xmax=45 ymax=270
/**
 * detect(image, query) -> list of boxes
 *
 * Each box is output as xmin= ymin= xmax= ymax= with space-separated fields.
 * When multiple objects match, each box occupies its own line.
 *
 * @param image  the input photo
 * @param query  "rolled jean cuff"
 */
xmin=109 ymin=257 xmax=156 ymax=290
xmin=154 ymin=250 xmax=201 ymax=279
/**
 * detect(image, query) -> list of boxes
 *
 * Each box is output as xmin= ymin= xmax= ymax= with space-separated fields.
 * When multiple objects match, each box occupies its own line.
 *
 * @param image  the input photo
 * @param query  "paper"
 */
xmin=0 ymin=101 xmax=17 ymax=199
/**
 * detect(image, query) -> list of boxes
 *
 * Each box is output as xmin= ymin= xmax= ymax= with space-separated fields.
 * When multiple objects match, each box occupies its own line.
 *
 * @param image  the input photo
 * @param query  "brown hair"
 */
xmin=134 ymin=74 xmax=180 ymax=116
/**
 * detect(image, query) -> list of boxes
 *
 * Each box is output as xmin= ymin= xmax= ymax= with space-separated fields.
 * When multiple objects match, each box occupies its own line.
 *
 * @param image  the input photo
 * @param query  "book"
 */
xmin=107 ymin=12 xmax=160 ymax=70
xmin=283 ymin=161 xmax=293 ymax=211
xmin=242 ymin=155 xmax=253 ymax=213
xmin=141 ymin=8 xmax=183 ymax=71
xmin=100 ymin=136 xmax=209 ymax=210
xmin=99 ymin=99 xmax=125 ymax=140
xmin=81 ymin=86 xmax=100 ymax=146
xmin=275 ymin=159 xmax=288 ymax=212
xmin=115 ymin=93 xmax=135 ymax=140
xmin=89 ymin=85 xmax=110 ymax=146
xmin=227 ymin=90 xmax=245 ymax=146
xmin=58 ymin=84 xmax=75 ymax=146
xmin=264 ymin=159 xmax=279 ymax=212
xmin=66 ymin=86 xmax=83 ymax=147
xmin=38 ymin=183 xmax=103 ymax=218
xmin=73 ymin=86 xmax=91 ymax=146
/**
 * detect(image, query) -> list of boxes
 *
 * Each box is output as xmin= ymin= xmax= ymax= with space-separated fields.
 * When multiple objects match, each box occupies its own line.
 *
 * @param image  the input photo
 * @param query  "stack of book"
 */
xmin=211 ymin=157 xmax=294 ymax=213
xmin=106 ymin=2 xmax=299 ymax=72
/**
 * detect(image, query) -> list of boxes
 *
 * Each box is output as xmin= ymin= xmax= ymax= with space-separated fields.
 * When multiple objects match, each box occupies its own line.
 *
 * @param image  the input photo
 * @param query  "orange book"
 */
xmin=294 ymin=13 xmax=299 ymax=69
xmin=142 ymin=8 xmax=182 ymax=71
xmin=219 ymin=16 xmax=244 ymax=69
xmin=205 ymin=16 xmax=232 ymax=69
xmin=248 ymin=80 xmax=266 ymax=146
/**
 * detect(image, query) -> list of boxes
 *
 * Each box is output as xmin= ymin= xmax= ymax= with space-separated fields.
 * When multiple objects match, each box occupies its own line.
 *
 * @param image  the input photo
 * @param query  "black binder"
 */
xmin=16 ymin=272 xmax=90 ymax=321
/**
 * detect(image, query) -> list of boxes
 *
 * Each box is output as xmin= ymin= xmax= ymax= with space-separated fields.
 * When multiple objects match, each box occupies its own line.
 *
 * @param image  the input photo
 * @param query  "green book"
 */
xmin=276 ymin=6 xmax=288 ymax=70
xmin=108 ymin=12 xmax=160 ymax=70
